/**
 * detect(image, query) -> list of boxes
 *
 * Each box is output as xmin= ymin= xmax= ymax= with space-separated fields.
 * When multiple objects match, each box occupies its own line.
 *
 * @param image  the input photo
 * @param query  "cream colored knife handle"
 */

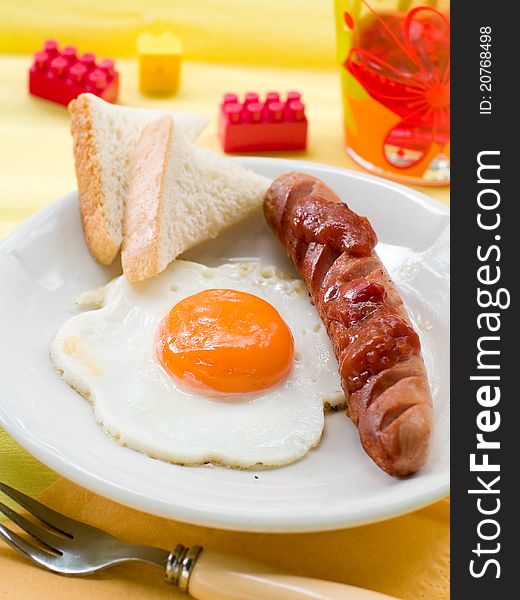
xmin=188 ymin=551 xmax=400 ymax=600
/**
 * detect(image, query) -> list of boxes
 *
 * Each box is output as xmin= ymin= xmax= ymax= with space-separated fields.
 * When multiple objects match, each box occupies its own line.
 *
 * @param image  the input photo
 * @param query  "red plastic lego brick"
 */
xmin=218 ymin=91 xmax=308 ymax=153
xmin=28 ymin=40 xmax=119 ymax=106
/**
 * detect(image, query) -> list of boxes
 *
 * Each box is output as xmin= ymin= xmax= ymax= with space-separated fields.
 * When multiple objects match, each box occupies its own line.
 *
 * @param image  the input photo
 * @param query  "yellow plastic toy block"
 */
xmin=137 ymin=31 xmax=183 ymax=94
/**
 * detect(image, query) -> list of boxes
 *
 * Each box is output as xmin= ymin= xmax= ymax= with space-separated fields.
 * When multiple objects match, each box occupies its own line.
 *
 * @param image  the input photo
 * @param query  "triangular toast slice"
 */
xmin=69 ymin=93 xmax=207 ymax=265
xmin=122 ymin=115 xmax=270 ymax=282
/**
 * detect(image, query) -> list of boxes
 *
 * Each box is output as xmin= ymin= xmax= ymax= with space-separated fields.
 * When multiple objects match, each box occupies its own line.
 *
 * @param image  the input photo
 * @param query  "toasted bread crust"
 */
xmin=122 ymin=116 xmax=173 ymax=282
xmin=68 ymin=95 xmax=120 ymax=265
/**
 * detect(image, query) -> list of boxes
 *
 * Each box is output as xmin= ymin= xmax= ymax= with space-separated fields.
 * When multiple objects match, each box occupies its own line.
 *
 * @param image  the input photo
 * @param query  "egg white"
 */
xmin=50 ymin=260 xmax=344 ymax=468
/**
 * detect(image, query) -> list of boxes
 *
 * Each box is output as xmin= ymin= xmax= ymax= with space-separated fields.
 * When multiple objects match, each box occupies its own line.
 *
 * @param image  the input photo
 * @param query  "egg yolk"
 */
xmin=155 ymin=289 xmax=294 ymax=395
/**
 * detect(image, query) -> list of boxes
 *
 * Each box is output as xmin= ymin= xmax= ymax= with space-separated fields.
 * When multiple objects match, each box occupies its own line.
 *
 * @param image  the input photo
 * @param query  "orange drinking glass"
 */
xmin=334 ymin=0 xmax=450 ymax=185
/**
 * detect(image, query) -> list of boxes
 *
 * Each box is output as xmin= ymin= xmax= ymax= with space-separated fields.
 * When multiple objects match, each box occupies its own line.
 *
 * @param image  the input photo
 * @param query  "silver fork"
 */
xmin=0 ymin=481 xmax=399 ymax=600
xmin=0 ymin=481 xmax=199 ymax=591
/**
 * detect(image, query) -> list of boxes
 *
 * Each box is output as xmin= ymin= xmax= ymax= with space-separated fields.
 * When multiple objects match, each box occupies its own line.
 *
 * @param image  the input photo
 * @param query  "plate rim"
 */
xmin=0 ymin=158 xmax=450 ymax=256
xmin=237 ymin=156 xmax=450 ymax=214
xmin=0 ymin=159 xmax=450 ymax=532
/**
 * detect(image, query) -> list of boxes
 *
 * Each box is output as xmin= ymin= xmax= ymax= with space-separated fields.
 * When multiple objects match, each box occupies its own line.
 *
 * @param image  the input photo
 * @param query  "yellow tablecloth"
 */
xmin=0 ymin=5 xmax=449 ymax=596
xmin=0 ymin=0 xmax=336 ymax=68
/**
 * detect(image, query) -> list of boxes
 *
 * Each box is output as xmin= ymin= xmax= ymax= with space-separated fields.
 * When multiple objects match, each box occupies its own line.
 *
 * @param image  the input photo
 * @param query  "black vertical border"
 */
xmin=451 ymin=1 xmax=516 ymax=597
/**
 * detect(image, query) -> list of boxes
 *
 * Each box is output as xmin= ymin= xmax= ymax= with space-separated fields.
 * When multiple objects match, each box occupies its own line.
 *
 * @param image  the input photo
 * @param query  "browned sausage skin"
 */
xmin=264 ymin=172 xmax=433 ymax=477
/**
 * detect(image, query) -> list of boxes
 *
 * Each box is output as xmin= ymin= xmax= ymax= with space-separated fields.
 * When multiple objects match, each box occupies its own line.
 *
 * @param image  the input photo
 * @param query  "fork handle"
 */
xmin=187 ymin=550 xmax=400 ymax=600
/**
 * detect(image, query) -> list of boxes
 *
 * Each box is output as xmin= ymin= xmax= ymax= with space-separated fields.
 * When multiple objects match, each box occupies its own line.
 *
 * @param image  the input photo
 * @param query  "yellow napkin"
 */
xmin=0 ymin=478 xmax=449 ymax=599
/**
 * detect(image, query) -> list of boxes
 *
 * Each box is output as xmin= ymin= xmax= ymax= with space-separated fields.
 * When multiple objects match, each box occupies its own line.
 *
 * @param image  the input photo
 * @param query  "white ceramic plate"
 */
xmin=0 ymin=158 xmax=449 ymax=532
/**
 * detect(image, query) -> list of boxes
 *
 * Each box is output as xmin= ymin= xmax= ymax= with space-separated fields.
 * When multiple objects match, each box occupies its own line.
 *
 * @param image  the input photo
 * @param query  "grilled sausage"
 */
xmin=264 ymin=172 xmax=433 ymax=477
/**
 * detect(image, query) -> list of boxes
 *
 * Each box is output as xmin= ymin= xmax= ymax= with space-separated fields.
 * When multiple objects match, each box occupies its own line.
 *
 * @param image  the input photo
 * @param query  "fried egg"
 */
xmin=50 ymin=260 xmax=343 ymax=468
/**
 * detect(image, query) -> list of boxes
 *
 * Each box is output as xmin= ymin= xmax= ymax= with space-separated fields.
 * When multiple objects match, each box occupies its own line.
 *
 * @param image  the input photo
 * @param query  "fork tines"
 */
xmin=0 ymin=481 xmax=75 ymax=570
